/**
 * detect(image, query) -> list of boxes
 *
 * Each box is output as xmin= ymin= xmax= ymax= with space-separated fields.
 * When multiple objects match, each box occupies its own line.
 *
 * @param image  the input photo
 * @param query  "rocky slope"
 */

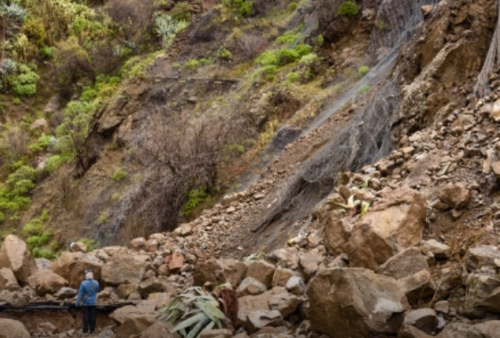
xmin=3 ymin=0 xmax=500 ymax=337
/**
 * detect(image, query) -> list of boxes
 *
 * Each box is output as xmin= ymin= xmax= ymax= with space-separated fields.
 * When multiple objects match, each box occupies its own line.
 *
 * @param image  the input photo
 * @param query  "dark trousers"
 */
xmin=82 ymin=306 xmax=96 ymax=333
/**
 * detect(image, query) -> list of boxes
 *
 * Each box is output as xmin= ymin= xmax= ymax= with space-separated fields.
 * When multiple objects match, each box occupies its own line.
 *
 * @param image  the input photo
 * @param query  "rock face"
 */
xmin=0 ymin=318 xmax=31 ymax=338
xmin=307 ymin=268 xmax=408 ymax=337
xmin=0 ymin=235 xmax=33 ymax=284
xmin=347 ymin=188 xmax=427 ymax=270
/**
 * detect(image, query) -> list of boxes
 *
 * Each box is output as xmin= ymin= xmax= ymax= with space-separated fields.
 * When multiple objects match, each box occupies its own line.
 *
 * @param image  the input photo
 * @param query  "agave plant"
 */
xmin=154 ymin=14 xmax=188 ymax=47
xmin=159 ymin=287 xmax=226 ymax=338
xmin=2 ymin=58 xmax=16 ymax=74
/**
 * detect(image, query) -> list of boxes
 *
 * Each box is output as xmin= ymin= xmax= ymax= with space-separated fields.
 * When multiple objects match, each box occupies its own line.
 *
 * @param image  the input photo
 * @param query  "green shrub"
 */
xmin=288 ymin=2 xmax=298 ymax=11
xmin=28 ymin=134 xmax=51 ymax=153
xmin=262 ymin=65 xmax=277 ymax=80
xmin=293 ymin=44 xmax=312 ymax=57
xmin=275 ymin=31 xmax=300 ymax=45
xmin=171 ymin=2 xmax=193 ymax=21
xmin=7 ymin=166 xmax=36 ymax=196
xmin=276 ymin=48 xmax=300 ymax=66
xmin=154 ymin=14 xmax=189 ymax=48
xmin=286 ymin=72 xmax=300 ymax=83
xmin=12 ymin=65 xmax=40 ymax=96
xmin=256 ymin=50 xmax=278 ymax=66
xmin=21 ymin=17 xmax=46 ymax=46
xmin=358 ymin=85 xmax=371 ymax=94
xmin=98 ymin=210 xmax=108 ymax=224
xmin=45 ymin=155 xmax=70 ymax=172
xmin=217 ymin=46 xmax=232 ymax=61
xmin=111 ymin=193 xmax=120 ymax=202
xmin=181 ymin=188 xmax=210 ymax=217
xmin=358 ymin=65 xmax=370 ymax=76
xmin=222 ymin=0 xmax=253 ymax=16
xmin=313 ymin=34 xmax=324 ymax=49
xmin=13 ymin=98 xmax=21 ymax=105
xmin=80 ymin=238 xmax=98 ymax=251
xmin=32 ymin=247 xmax=56 ymax=259
xmin=40 ymin=46 xmax=56 ymax=59
xmin=185 ymin=58 xmax=210 ymax=69
xmin=338 ymin=1 xmax=360 ymax=17
xmin=112 ymin=168 xmax=126 ymax=181
xmin=173 ymin=62 xmax=181 ymax=69
xmin=299 ymin=53 xmax=318 ymax=66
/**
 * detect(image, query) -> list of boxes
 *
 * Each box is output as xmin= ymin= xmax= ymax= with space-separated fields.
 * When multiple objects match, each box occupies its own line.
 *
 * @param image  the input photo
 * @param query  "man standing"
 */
xmin=76 ymin=269 xmax=99 ymax=335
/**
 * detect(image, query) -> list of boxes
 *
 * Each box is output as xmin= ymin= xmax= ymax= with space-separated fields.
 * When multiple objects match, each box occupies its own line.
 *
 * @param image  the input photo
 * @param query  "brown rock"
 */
xmin=398 ymin=324 xmax=433 ymax=338
xmin=438 ymin=182 xmax=470 ymax=209
xmin=0 ymin=235 xmax=33 ymax=284
xmin=397 ymin=270 xmax=435 ymax=306
xmin=268 ymin=288 xmax=301 ymax=318
xmin=466 ymin=245 xmax=500 ymax=271
xmin=307 ymin=268 xmax=408 ymax=337
xmin=490 ymin=98 xmax=500 ymax=122
xmin=50 ymin=251 xmax=85 ymax=280
xmin=138 ymin=277 xmax=165 ymax=298
xmin=33 ymin=269 xmax=68 ymax=296
xmin=67 ymin=257 xmax=102 ymax=289
xmin=117 ymin=284 xmax=138 ymax=299
xmin=115 ymin=312 xmax=159 ymax=338
xmin=272 ymin=268 xmax=298 ymax=287
xmin=102 ymin=255 xmax=147 ymax=285
xmin=245 ymin=260 xmax=275 ymax=289
xmin=70 ymin=241 xmax=87 ymax=253
xmin=347 ymin=187 xmax=426 ymax=270
xmin=378 ymin=247 xmax=429 ymax=280
xmin=247 ymin=310 xmax=282 ymax=332
xmin=0 ymin=319 xmax=30 ymax=338
xmin=166 ymin=252 xmax=184 ymax=272
xmin=198 ymin=329 xmax=233 ymax=338
xmin=139 ymin=322 xmax=179 ymax=338
xmin=404 ymin=309 xmax=438 ymax=335
xmin=236 ymin=277 xmax=267 ymax=297
xmin=129 ymin=237 xmax=146 ymax=251
xmin=193 ymin=259 xmax=247 ymax=288
xmin=0 ymin=268 xmax=20 ymax=291
xmin=299 ymin=248 xmax=324 ymax=280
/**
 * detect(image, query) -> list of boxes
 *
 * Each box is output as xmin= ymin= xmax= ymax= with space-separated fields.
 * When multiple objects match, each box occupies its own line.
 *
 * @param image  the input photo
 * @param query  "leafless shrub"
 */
xmin=105 ymin=0 xmax=156 ymax=46
xmin=1 ymin=126 xmax=30 ymax=162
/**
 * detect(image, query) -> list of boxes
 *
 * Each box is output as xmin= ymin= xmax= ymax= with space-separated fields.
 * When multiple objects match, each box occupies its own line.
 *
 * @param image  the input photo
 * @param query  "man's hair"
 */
xmin=85 ymin=270 xmax=93 ymax=280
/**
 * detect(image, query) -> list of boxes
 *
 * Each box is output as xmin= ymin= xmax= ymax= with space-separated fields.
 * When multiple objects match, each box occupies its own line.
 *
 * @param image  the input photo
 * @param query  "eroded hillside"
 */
xmin=3 ymin=0 xmax=500 ymax=337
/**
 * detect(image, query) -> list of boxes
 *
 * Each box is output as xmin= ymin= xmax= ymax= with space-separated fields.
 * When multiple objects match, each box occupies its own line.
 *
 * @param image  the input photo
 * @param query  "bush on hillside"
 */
xmin=171 ymin=2 xmax=192 ymax=21
xmin=338 ymin=1 xmax=360 ymax=17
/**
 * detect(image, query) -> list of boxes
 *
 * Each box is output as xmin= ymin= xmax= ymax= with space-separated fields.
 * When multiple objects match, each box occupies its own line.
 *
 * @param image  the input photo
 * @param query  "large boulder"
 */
xmin=0 ymin=235 xmax=34 ymax=284
xmin=0 ymin=319 xmax=30 ymax=338
xmin=397 ymin=270 xmax=435 ymax=306
xmin=67 ymin=256 xmax=103 ymax=289
xmin=50 ymin=251 xmax=85 ymax=279
xmin=347 ymin=188 xmax=426 ymax=270
xmin=115 ymin=312 xmax=159 ymax=338
xmin=0 ymin=268 xmax=20 ymax=291
xmin=32 ymin=269 xmax=68 ymax=296
xmin=307 ymin=268 xmax=408 ymax=337
xmin=193 ymin=259 xmax=247 ymax=288
xmin=102 ymin=255 xmax=148 ymax=286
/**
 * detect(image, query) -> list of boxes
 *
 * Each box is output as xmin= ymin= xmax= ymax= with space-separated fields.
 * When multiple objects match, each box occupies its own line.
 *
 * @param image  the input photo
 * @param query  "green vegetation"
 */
xmin=185 ymin=58 xmax=210 ymax=69
xmin=171 ymin=2 xmax=193 ymax=21
xmin=80 ymin=238 xmax=98 ymax=251
xmin=274 ymin=31 xmax=300 ymax=45
xmin=181 ymin=188 xmax=210 ymax=217
xmin=112 ymin=168 xmax=127 ymax=182
xmin=288 ymin=2 xmax=298 ymax=11
xmin=358 ymin=65 xmax=370 ymax=76
xmin=338 ymin=1 xmax=360 ymax=17
xmin=216 ymin=46 xmax=232 ymax=61
xmin=22 ymin=211 xmax=55 ymax=258
xmin=160 ymin=286 xmax=227 ymax=337
xmin=98 ymin=210 xmax=109 ymax=224
xmin=11 ymin=64 xmax=39 ymax=96
xmin=358 ymin=85 xmax=372 ymax=94
xmin=222 ymin=0 xmax=253 ymax=16
xmin=154 ymin=14 xmax=188 ymax=48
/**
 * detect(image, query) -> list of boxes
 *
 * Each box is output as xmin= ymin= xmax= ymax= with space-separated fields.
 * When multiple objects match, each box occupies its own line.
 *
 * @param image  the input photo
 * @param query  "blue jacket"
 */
xmin=76 ymin=279 xmax=99 ymax=306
